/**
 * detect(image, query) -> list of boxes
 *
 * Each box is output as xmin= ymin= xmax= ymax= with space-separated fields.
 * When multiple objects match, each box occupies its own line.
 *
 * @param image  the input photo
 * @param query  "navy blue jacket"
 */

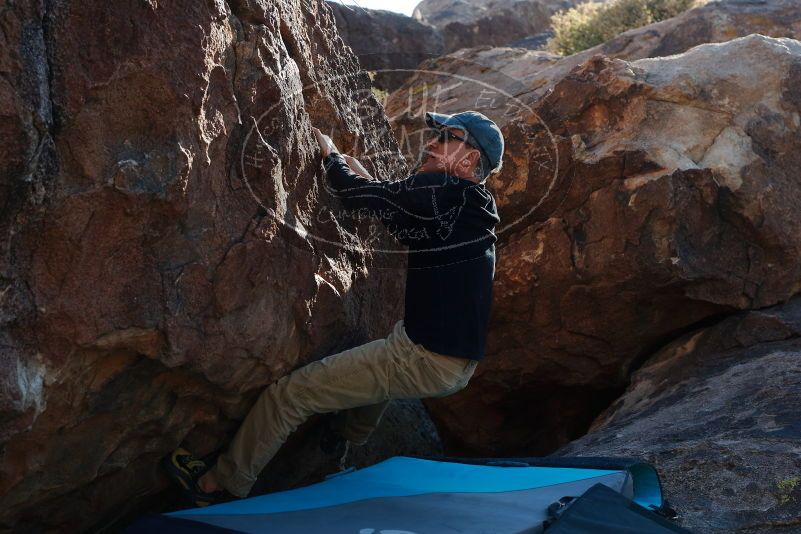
xmin=324 ymin=152 xmax=500 ymax=360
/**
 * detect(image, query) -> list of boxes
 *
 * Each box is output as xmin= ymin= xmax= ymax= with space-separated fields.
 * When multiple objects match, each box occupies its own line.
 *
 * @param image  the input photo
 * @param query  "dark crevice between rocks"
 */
xmin=0 ymin=0 xmax=60 ymax=434
xmin=430 ymin=381 xmax=627 ymax=458
xmin=41 ymin=0 xmax=60 ymax=138
xmin=624 ymin=307 xmax=736 ymax=380
xmin=550 ymin=261 xmax=778 ymax=449
xmin=23 ymin=0 xmax=58 ymax=212
xmin=277 ymin=19 xmax=298 ymax=63
xmin=226 ymin=0 xmax=268 ymax=27
xmin=0 ymin=0 xmax=57 ymax=219
xmin=219 ymin=8 xmax=258 ymax=213
xmin=542 ymin=305 xmax=749 ymax=457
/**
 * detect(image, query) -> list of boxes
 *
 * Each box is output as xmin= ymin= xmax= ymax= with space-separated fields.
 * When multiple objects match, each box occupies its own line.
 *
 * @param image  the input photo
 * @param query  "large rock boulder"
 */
xmin=558 ymin=296 xmax=801 ymax=534
xmin=0 ymin=0 xmax=414 ymax=530
xmin=413 ymin=0 xmax=576 ymax=52
xmin=327 ymin=2 xmax=445 ymax=91
xmin=326 ymin=0 xmax=569 ymax=91
xmin=387 ymin=0 xmax=801 ymax=147
xmin=414 ymin=0 xmax=501 ymax=27
xmin=422 ymin=34 xmax=801 ymax=456
xmin=592 ymin=0 xmax=801 ymax=60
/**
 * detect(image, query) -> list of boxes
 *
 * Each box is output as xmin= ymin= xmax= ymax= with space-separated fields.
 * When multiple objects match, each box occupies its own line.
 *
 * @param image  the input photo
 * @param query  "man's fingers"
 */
xmin=312 ymin=127 xmax=328 ymax=142
xmin=312 ymin=127 xmax=336 ymax=157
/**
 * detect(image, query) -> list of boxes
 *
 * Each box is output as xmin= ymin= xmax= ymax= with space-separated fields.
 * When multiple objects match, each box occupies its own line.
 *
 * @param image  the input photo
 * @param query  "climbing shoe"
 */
xmin=162 ymin=448 xmax=233 ymax=507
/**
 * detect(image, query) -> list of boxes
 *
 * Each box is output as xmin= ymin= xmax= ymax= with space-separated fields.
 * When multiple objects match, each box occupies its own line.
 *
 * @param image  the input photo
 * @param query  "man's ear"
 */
xmin=461 ymin=149 xmax=480 ymax=169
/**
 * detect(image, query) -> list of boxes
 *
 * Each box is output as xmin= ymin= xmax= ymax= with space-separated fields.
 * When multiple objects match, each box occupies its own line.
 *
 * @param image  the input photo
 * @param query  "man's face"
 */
xmin=417 ymin=127 xmax=481 ymax=178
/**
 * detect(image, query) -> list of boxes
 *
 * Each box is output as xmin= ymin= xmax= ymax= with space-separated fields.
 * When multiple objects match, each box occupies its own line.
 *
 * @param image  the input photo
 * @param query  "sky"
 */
xmin=329 ymin=0 xmax=419 ymax=16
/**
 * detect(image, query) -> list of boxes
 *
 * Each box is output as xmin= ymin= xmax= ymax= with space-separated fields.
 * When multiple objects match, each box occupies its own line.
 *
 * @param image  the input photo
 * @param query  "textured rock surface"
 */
xmin=413 ymin=0 xmax=576 ymax=52
xmin=423 ymin=34 xmax=801 ymax=456
xmin=327 ymin=0 xmax=564 ymax=91
xmin=0 ymin=0 xmax=419 ymax=530
xmin=347 ymin=399 xmax=443 ymax=468
xmin=328 ymin=2 xmax=444 ymax=91
xmin=388 ymin=0 xmax=801 ymax=145
xmin=510 ymin=30 xmax=555 ymax=50
xmin=587 ymin=0 xmax=801 ymax=61
xmin=558 ymin=297 xmax=801 ymax=534
xmin=414 ymin=0 xmax=502 ymax=27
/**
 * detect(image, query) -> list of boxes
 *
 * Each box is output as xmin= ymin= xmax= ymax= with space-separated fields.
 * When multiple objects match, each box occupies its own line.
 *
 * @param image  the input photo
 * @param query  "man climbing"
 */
xmin=164 ymin=111 xmax=503 ymax=506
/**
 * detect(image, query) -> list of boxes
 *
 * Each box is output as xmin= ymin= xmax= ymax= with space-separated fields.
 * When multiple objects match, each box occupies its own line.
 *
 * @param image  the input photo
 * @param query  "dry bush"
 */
xmin=547 ymin=0 xmax=706 ymax=56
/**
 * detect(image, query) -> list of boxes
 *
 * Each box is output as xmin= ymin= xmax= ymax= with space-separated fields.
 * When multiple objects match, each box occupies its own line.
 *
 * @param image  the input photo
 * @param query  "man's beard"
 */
xmin=412 ymin=150 xmax=438 ymax=174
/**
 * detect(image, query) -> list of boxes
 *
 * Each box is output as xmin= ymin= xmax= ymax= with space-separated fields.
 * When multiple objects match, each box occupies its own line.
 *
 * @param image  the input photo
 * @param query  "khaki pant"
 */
xmin=211 ymin=319 xmax=478 ymax=497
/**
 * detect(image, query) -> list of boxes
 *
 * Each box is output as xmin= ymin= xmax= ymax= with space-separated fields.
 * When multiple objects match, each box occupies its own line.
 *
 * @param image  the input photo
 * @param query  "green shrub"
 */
xmin=371 ymin=85 xmax=389 ymax=103
xmin=366 ymin=71 xmax=389 ymax=103
xmin=777 ymin=477 xmax=800 ymax=505
xmin=547 ymin=0 xmax=706 ymax=56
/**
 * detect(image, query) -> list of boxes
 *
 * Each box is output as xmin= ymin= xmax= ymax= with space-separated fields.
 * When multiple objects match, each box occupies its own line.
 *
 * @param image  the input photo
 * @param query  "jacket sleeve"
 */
xmin=323 ymin=152 xmax=439 ymax=244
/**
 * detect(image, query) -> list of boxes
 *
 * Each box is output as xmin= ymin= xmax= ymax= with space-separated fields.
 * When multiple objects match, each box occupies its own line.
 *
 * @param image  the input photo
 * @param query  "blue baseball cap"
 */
xmin=425 ymin=111 xmax=504 ymax=176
